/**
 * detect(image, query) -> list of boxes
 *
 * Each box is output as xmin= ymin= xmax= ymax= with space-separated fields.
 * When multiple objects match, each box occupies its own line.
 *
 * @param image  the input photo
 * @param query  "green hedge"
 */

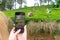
xmin=4 ymin=6 xmax=60 ymax=23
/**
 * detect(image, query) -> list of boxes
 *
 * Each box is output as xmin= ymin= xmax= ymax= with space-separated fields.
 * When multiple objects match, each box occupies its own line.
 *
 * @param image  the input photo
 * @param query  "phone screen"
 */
xmin=15 ymin=12 xmax=25 ymax=33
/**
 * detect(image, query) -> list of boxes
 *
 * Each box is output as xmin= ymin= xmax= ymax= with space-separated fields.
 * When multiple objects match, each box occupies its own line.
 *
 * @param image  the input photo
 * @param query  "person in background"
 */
xmin=28 ymin=12 xmax=33 ymax=17
xmin=0 ymin=11 xmax=9 ymax=40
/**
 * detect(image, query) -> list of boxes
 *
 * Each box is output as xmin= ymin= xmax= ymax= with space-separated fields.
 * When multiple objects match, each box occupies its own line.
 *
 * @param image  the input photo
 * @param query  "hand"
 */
xmin=17 ymin=25 xmax=27 ymax=40
xmin=9 ymin=27 xmax=21 ymax=40
xmin=9 ymin=25 xmax=27 ymax=40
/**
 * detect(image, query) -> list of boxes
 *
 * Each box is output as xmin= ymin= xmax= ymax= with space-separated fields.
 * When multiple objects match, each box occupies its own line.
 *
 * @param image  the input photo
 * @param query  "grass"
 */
xmin=27 ymin=21 xmax=60 ymax=35
xmin=3 ymin=6 xmax=60 ymax=22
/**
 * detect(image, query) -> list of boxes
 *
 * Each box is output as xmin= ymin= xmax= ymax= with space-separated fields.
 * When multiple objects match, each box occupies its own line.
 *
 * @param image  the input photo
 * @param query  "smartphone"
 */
xmin=15 ymin=12 xmax=25 ymax=33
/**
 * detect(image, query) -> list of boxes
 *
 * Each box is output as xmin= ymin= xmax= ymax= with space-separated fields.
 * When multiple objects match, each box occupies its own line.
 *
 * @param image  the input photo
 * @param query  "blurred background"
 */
xmin=0 ymin=0 xmax=60 ymax=40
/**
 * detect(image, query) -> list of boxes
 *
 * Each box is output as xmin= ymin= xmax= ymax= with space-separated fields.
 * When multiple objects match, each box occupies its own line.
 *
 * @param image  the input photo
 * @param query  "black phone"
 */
xmin=15 ymin=12 xmax=25 ymax=33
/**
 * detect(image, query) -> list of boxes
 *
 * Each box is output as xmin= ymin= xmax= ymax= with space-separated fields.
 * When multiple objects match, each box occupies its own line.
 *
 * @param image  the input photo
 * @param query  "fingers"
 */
xmin=11 ymin=27 xmax=15 ymax=32
xmin=11 ymin=25 xmax=26 ymax=35
xmin=10 ymin=24 xmax=15 ymax=33
xmin=24 ymin=25 xmax=26 ymax=29
xmin=24 ymin=25 xmax=27 ymax=31
xmin=15 ymin=29 xmax=21 ymax=35
xmin=23 ymin=25 xmax=27 ymax=35
xmin=13 ymin=24 xmax=15 ymax=26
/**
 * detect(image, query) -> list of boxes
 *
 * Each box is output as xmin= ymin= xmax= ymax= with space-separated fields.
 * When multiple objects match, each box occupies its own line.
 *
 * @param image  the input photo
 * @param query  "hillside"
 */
xmin=4 ymin=6 xmax=60 ymax=22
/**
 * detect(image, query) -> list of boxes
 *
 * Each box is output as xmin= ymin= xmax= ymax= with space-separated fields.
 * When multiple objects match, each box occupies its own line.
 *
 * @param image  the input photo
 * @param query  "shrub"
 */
xmin=27 ymin=21 xmax=60 ymax=36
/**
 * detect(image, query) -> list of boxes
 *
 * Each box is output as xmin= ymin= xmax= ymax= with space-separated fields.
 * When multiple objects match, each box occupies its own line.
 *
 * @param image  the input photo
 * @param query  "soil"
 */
xmin=27 ymin=33 xmax=55 ymax=40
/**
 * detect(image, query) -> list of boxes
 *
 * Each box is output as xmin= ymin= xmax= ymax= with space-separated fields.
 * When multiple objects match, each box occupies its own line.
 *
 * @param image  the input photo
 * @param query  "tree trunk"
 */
xmin=39 ymin=0 xmax=42 ymax=6
xmin=48 ymin=0 xmax=49 ymax=8
xmin=20 ymin=4 xmax=22 ymax=8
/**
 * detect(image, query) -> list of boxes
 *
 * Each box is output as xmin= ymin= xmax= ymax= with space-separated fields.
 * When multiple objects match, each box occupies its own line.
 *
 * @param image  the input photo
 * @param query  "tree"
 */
xmin=0 ymin=0 xmax=14 ymax=10
xmin=47 ymin=0 xmax=51 ymax=5
xmin=17 ymin=0 xmax=23 ymax=8
xmin=39 ymin=0 xmax=43 ymax=5
xmin=43 ymin=0 xmax=52 ymax=8
xmin=43 ymin=0 xmax=52 ymax=6
xmin=0 ymin=0 xmax=2 ymax=4
xmin=43 ymin=0 xmax=47 ymax=3
xmin=34 ymin=0 xmax=39 ymax=6
xmin=6 ymin=0 xmax=14 ymax=10
xmin=23 ymin=0 xmax=27 ymax=7
xmin=17 ymin=0 xmax=27 ymax=8
xmin=55 ymin=0 xmax=60 ymax=8
xmin=0 ymin=0 xmax=6 ymax=10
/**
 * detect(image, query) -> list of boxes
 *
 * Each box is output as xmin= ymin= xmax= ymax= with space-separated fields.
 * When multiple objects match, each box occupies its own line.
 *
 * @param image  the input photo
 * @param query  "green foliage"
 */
xmin=4 ymin=6 xmax=60 ymax=22
xmin=55 ymin=0 xmax=60 ymax=8
xmin=6 ymin=0 xmax=14 ymax=10
xmin=0 ymin=0 xmax=6 ymax=10
xmin=0 ymin=0 xmax=14 ymax=10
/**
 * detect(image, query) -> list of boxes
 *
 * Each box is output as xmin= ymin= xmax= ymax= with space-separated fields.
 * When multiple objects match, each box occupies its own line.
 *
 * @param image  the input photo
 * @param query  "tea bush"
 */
xmin=4 ymin=6 xmax=60 ymax=22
